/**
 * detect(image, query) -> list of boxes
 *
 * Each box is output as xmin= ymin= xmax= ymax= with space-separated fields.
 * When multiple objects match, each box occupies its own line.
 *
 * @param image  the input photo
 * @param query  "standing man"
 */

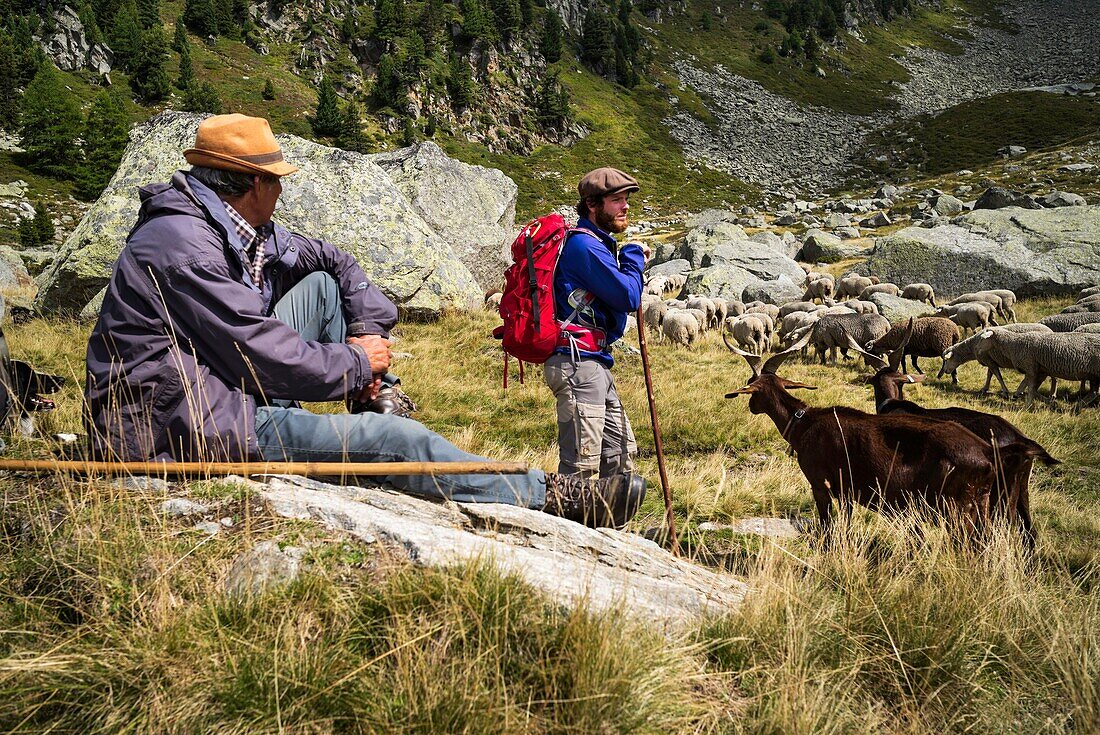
xmin=85 ymin=114 xmax=645 ymax=527
xmin=544 ymin=168 xmax=649 ymax=479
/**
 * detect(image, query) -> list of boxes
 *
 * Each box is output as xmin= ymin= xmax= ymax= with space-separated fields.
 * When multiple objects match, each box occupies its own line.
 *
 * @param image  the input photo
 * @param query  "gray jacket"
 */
xmin=85 ymin=171 xmax=398 ymax=461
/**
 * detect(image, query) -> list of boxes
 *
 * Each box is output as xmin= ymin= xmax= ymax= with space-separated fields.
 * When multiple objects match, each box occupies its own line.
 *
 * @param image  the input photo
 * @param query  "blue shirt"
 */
xmin=552 ymin=217 xmax=645 ymax=367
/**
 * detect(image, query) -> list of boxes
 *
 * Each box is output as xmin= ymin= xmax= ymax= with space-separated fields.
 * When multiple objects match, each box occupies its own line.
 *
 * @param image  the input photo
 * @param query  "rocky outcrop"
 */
xmin=38 ymin=5 xmax=113 ymax=74
xmin=371 ymin=141 xmax=515 ymax=290
xmin=868 ymin=293 xmax=936 ymax=323
xmin=35 ymin=112 xmax=486 ymax=317
xmin=865 ymin=205 xmax=1100 ymax=297
xmin=257 ymin=475 xmax=748 ymax=627
xmin=800 ymin=229 xmax=870 ymax=263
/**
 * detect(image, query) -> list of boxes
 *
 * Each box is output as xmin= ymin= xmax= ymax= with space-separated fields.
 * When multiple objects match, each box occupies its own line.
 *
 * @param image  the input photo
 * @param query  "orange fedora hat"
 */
xmin=183 ymin=114 xmax=299 ymax=177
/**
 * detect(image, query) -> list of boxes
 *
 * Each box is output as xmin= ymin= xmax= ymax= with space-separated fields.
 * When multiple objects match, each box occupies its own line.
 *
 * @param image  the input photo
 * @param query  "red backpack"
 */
xmin=494 ymin=214 xmax=602 ymax=364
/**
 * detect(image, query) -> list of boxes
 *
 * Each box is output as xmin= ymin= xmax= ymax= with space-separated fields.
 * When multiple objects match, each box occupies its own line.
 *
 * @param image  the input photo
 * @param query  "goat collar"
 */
xmin=781 ymin=408 xmax=808 ymax=443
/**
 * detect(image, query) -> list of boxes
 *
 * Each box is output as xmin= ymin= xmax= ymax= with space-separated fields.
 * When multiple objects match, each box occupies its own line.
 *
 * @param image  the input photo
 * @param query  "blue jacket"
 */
xmin=85 ymin=171 xmax=398 ymax=462
xmin=552 ymin=217 xmax=645 ymax=367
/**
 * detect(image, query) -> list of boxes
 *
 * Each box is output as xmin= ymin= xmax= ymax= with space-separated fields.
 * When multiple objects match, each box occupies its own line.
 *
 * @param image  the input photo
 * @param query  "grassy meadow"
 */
xmin=0 ymin=295 xmax=1098 ymax=733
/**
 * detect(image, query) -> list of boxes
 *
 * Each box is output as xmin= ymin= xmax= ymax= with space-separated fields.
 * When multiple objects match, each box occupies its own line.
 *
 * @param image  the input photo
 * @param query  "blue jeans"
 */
xmin=254 ymin=273 xmax=547 ymax=508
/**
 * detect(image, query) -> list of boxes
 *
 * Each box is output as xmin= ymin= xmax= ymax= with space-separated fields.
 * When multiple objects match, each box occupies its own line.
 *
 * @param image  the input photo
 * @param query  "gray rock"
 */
xmin=645 ymin=258 xmax=691 ymax=277
xmin=370 ymin=141 xmax=515 ymax=290
xmin=258 ymin=475 xmax=746 ymax=627
xmin=1058 ymin=163 xmax=1096 ymax=173
xmin=868 ymin=293 xmax=936 ymax=323
xmin=686 ymin=209 xmax=743 ymax=230
xmin=223 ymin=540 xmax=305 ymax=598
xmin=929 ymin=194 xmax=965 ymax=217
xmin=974 ymin=187 xmax=1042 ymax=211
xmin=823 ymin=212 xmax=851 ymax=229
xmin=697 ymin=517 xmax=799 ymax=538
xmin=192 ymin=521 xmax=222 ymax=535
xmin=0 ymin=180 xmax=27 ymax=198
xmin=865 ymin=205 xmax=1100 ymax=297
xmin=998 ymin=145 xmax=1027 ymax=157
xmin=35 ymin=112 xmax=483 ymax=317
xmin=160 ymin=498 xmax=209 ymax=517
xmin=682 ymin=229 xmax=806 ymax=299
xmin=860 ymin=211 xmax=892 ymax=228
xmin=39 ymin=6 xmax=114 ymax=74
xmin=680 ymin=220 xmax=749 ymax=269
xmin=0 ymin=246 xmax=32 ymax=290
xmin=874 ymin=184 xmax=900 ymax=200
xmin=750 ymin=230 xmax=800 ymax=259
xmin=112 ymin=475 xmax=170 ymax=493
xmin=741 ymin=273 xmax=803 ymax=305
xmin=1038 ymin=190 xmax=1086 ymax=208
xmin=800 ymin=229 xmax=869 ymax=263
xmin=774 ymin=213 xmax=799 ymax=226
xmin=835 ymin=226 xmax=862 ymax=240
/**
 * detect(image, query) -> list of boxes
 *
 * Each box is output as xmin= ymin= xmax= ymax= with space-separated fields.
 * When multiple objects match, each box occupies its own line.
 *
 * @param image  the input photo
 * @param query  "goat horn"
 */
xmin=845 ymin=334 xmax=887 ymax=370
xmin=762 ymin=330 xmax=813 ymax=375
xmin=888 ymin=317 xmax=916 ymax=372
xmin=722 ymin=332 xmax=763 ymax=378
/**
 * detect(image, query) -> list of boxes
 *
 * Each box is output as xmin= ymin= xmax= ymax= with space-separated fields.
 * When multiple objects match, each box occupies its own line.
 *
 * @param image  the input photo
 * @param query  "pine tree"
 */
xmin=518 ymin=0 xmax=533 ymax=27
xmin=311 ymin=75 xmax=341 ymax=137
xmin=374 ymin=0 xmax=404 ymax=39
xmin=700 ymin=10 xmax=712 ymax=30
xmin=535 ymin=71 xmax=570 ymax=129
xmin=136 ymin=0 xmax=160 ymax=27
xmin=446 ymin=54 xmax=474 ymax=108
xmin=17 ymin=213 xmax=40 ymax=248
xmin=183 ymin=0 xmax=220 ymax=38
xmin=540 ymin=9 xmax=563 ymax=62
xmin=78 ymin=0 xmax=104 ymax=45
xmin=489 ymin=0 xmax=521 ymax=40
xmin=804 ymin=29 xmax=821 ymax=61
xmin=20 ymin=64 xmax=83 ymax=176
xmin=262 ymin=78 xmax=276 ymax=100
xmin=109 ymin=0 xmax=142 ymax=71
xmin=172 ymin=20 xmax=189 ymax=52
xmin=182 ymin=80 xmax=223 ymax=112
xmin=459 ymin=0 xmax=494 ymax=44
xmin=424 ymin=114 xmax=436 ymax=138
xmin=130 ymin=24 xmax=171 ymax=102
xmin=76 ymin=89 xmax=130 ymax=201
xmin=373 ymin=54 xmax=407 ymax=111
xmin=215 ymin=0 xmax=236 ymax=39
xmin=401 ymin=117 xmax=416 ymax=146
xmin=8 ymin=17 xmax=43 ymax=86
xmin=0 ymin=34 xmax=20 ymax=130
xmin=336 ymin=100 xmax=370 ymax=153
xmin=581 ymin=6 xmax=612 ymax=71
xmin=176 ymin=39 xmax=195 ymax=89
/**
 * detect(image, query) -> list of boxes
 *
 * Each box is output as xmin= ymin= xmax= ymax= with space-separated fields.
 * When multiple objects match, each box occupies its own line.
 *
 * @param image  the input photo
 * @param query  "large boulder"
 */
xmin=35 ymin=112 xmax=484 ymax=317
xmin=370 ymin=141 xmax=516 ymax=290
xmin=676 ymin=215 xmax=805 ymax=299
xmin=0 ymin=245 xmax=32 ymax=290
xmin=800 ymin=229 xmax=870 ymax=263
xmin=868 ymin=293 xmax=936 ymax=323
xmin=864 ymin=205 xmax=1100 ymax=297
xmin=258 ymin=474 xmax=747 ymax=628
xmin=973 ymin=187 xmax=1041 ymax=211
xmin=38 ymin=5 xmax=113 ymax=74
xmin=750 ymin=230 xmax=801 ymax=259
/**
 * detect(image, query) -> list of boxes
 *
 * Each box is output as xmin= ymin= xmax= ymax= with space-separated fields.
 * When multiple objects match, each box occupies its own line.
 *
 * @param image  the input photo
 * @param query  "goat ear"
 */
xmin=779 ymin=379 xmax=817 ymax=391
xmin=725 ymin=384 xmax=757 ymax=398
xmin=906 ymin=374 xmax=926 ymax=384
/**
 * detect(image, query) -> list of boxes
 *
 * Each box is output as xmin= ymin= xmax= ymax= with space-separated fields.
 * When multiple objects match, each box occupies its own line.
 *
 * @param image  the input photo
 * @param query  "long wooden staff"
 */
xmin=0 ymin=459 xmax=529 ymax=478
xmin=636 ymin=306 xmax=679 ymax=553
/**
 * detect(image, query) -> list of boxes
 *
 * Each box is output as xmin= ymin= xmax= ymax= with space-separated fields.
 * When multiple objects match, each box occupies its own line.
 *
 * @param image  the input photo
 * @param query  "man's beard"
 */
xmin=593 ymin=207 xmax=628 ymax=234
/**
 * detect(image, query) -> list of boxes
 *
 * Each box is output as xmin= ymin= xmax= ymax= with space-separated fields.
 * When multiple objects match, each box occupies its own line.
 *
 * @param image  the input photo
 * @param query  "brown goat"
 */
xmin=855 ymin=334 xmax=1057 ymax=551
xmin=725 ymin=335 xmax=1000 ymax=540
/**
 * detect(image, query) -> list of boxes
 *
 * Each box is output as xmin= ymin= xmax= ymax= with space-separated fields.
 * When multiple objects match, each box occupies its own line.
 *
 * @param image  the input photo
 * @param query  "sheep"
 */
xmin=986 ymin=290 xmax=1018 ymax=322
xmin=711 ymin=298 xmax=729 ymax=328
xmin=976 ymin=330 xmax=1100 ymax=404
xmin=937 ymin=323 xmax=1052 ymax=384
xmin=661 ymin=310 xmax=700 ymax=347
xmin=1075 ymin=324 xmax=1100 ymax=334
xmin=746 ymin=303 xmax=780 ymax=323
xmin=837 ymin=273 xmax=874 ymax=300
xmin=843 ymin=300 xmax=879 ymax=315
xmin=804 ymin=271 xmax=833 ymax=287
xmin=936 ymin=302 xmax=998 ymax=335
xmin=643 ymin=275 xmax=668 ymax=297
xmin=724 ymin=335 xmax=1009 ymax=541
xmin=685 ymin=297 xmax=716 ymax=327
xmin=779 ymin=301 xmax=826 ymax=319
xmin=665 ymin=273 xmax=687 ymax=297
xmin=806 ymin=312 xmax=890 ymax=364
xmin=1061 ymin=293 xmax=1100 ymax=313
xmin=685 ymin=307 xmax=709 ymax=333
xmin=726 ymin=299 xmax=746 ymax=317
xmin=1079 ymin=285 xmax=1100 ymax=299
xmin=858 ymin=282 xmax=901 ymax=301
xmin=484 ymin=289 xmax=503 ymax=310
xmin=901 ymin=283 xmax=936 ymax=307
xmin=725 ymin=314 xmax=769 ymax=356
xmin=854 ymin=334 xmax=1056 ymax=550
xmin=803 ymin=276 xmax=835 ymax=303
xmin=864 ymin=317 xmax=959 ymax=375
xmin=641 ymin=299 xmax=667 ymax=336
xmin=779 ymin=310 xmax=821 ymax=347
xmin=665 ymin=298 xmax=687 ymax=310
xmin=947 ymin=292 xmax=1008 ymax=321
xmin=1038 ymin=312 xmax=1100 ymax=332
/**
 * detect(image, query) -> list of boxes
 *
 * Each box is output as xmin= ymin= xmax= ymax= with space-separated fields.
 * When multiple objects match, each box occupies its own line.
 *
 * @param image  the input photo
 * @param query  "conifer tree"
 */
xmin=540 ymin=9 xmax=562 ymax=63
xmin=17 ymin=211 xmax=41 ymax=248
xmin=172 ymin=20 xmax=189 ymax=52
xmin=20 ymin=64 xmax=83 ymax=176
xmin=490 ymin=0 xmax=521 ymax=40
xmin=214 ymin=0 xmax=236 ymax=39
xmin=108 ymin=0 xmax=142 ymax=70
xmin=183 ymin=0 xmax=220 ymax=38
xmin=581 ymin=7 xmax=612 ymax=71
xmin=373 ymin=54 xmax=407 ymax=111
xmin=401 ymin=117 xmax=416 ymax=146
xmin=136 ymin=0 xmax=160 ymax=28
xmin=8 ymin=17 xmax=43 ymax=85
xmin=311 ymin=75 xmax=341 ymax=137
xmin=183 ymin=80 xmax=223 ymax=112
xmin=130 ymin=24 xmax=171 ymax=102
xmin=262 ymin=78 xmax=276 ymax=100
xmin=446 ymin=54 xmax=474 ymax=108
xmin=78 ymin=0 xmax=104 ymax=45
xmin=374 ymin=0 xmax=404 ymax=40
xmin=0 ymin=34 xmax=20 ymax=130
xmin=535 ymin=71 xmax=570 ymax=129
xmin=459 ymin=0 xmax=493 ymax=44
xmin=336 ymin=100 xmax=370 ymax=153
xmin=176 ymin=38 xmax=195 ymax=89
xmin=76 ymin=89 xmax=129 ymax=201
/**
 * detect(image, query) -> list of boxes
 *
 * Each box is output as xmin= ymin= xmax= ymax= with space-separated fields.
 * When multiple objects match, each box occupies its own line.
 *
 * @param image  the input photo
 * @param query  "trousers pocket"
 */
xmin=574 ymin=401 xmax=606 ymax=460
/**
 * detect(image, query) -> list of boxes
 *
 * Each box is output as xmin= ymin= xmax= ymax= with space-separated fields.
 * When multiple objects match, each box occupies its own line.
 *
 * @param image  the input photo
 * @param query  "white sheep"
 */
xmin=726 ymin=314 xmax=769 ymax=356
xmin=843 ymin=299 xmax=879 ymax=315
xmin=937 ymin=302 xmax=998 ymax=335
xmin=745 ymin=303 xmax=780 ymax=323
xmin=858 ymin=282 xmax=901 ymax=301
xmin=837 ymin=273 xmax=874 ymax=300
xmin=779 ymin=301 xmax=825 ymax=318
xmin=685 ymin=297 xmax=716 ymax=329
xmin=641 ymin=299 xmax=667 ymax=336
xmin=662 ymin=310 xmax=700 ymax=347
xmin=901 ymin=283 xmax=936 ymax=306
xmin=710 ymin=297 xmax=729 ymax=327
xmin=726 ymin=299 xmax=746 ymax=317
xmin=976 ymin=329 xmax=1100 ymax=404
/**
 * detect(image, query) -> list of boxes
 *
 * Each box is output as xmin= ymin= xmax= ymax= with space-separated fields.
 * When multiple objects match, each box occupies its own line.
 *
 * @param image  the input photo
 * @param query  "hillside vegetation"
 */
xmin=1 ymin=295 xmax=1098 ymax=732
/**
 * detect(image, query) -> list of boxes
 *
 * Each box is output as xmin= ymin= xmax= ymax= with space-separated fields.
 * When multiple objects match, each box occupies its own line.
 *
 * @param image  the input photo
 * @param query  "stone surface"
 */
xmin=39 ymin=6 xmax=113 ymax=74
xmin=160 ymin=498 xmax=209 ymax=517
xmin=223 ymin=540 xmax=305 ymax=597
xmin=646 ymin=258 xmax=691 ymax=277
xmin=258 ymin=475 xmax=747 ymax=626
xmin=868 ymin=293 xmax=937 ymax=323
xmin=974 ymin=186 xmax=1041 ymax=211
xmin=800 ymin=229 xmax=869 ymax=263
xmin=860 ymin=211 xmax=892 ymax=228
xmin=929 ymin=194 xmax=965 ymax=217
xmin=35 ymin=112 xmax=484 ymax=317
xmin=1038 ymin=190 xmax=1087 ymax=208
xmin=0 ymin=246 xmax=32 ymax=290
xmin=697 ymin=517 xmax=799 ymax=538
xmin=371 ymin=141 xmax=516 ymax=290
xmin=865 ymin=205 xmax=1100 ymax=297
xmin=750 ymin=230 xmax=801 ymax=260
xmin=111 ymin=475 xmax=171 ymax=493
xmin=740 ymin=274 xmax=803 ymax=305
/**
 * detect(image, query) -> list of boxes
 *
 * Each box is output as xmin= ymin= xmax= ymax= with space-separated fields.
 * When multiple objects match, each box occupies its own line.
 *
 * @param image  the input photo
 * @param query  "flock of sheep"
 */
xmin=640 ymin=269 xmax=1100 ymax=408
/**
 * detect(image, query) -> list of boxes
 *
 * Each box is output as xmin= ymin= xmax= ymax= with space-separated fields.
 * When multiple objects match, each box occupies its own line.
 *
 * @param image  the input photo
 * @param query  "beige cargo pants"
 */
xmin=543 ymin=353 xmax=637 ymax=478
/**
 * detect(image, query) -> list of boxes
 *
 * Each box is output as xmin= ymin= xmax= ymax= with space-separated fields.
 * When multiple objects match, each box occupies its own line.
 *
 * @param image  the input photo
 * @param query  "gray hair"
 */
xmin=188 ymin=165 xmax=276 ymax=197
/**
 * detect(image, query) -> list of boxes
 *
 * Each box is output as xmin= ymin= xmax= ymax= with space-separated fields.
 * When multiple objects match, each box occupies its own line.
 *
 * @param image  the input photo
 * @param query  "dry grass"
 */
xmin=0 ymin=296 xmax=1097 ymax=732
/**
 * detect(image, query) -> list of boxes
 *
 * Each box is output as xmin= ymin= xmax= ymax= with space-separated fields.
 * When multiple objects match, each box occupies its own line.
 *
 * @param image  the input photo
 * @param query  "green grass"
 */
xmin=1 ymin=293 xmax=1098 ymax=731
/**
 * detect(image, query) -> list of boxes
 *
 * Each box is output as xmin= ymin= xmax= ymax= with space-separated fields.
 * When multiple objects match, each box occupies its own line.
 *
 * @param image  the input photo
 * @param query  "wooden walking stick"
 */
xmin=636 ymin=306 xmax=679 ymax=554
xmin=0 ymin=459 xmax=529 ymax=479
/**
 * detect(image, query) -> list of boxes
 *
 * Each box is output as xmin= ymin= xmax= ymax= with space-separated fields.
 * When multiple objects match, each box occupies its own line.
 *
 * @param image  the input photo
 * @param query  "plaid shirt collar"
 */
xmin=223 ymin=201 xmax=273 ymax=286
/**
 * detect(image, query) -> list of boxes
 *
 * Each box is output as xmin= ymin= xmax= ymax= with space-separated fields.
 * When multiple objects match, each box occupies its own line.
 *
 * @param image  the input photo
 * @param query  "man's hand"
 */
xmin=348 ymin=334 xmax=392 ymax=374
xmin=627 ymin=241 xmax=652 ymax=262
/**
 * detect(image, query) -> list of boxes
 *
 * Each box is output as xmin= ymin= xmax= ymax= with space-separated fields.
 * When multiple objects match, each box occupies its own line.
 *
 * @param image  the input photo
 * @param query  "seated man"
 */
xmin=84 ymin=114 xmax=645 ymax=527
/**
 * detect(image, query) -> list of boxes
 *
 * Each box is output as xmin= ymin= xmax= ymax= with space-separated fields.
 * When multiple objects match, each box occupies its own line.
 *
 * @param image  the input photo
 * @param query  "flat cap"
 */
xmin=578 ymin=167 xmax=640 ymax=199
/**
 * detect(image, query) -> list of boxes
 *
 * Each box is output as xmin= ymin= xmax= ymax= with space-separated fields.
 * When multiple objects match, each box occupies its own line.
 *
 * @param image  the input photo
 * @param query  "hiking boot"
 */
xmin=542 ymin=472 xmax=647 ymax=529
xmin=347 ymin=386 xmax=419 ymax=418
